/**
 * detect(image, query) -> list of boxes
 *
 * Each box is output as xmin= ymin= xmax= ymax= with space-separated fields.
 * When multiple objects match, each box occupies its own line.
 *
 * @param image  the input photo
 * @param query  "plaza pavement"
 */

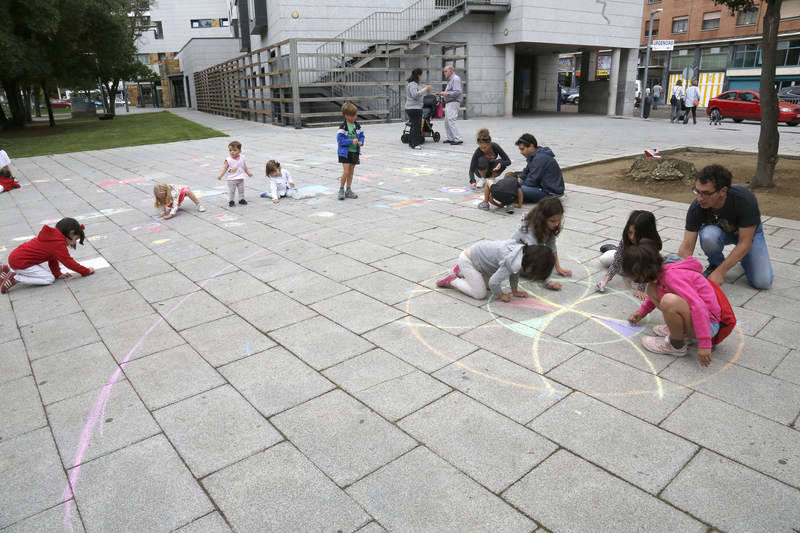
xmin=2 ymin=109 xmax=800 ymax=533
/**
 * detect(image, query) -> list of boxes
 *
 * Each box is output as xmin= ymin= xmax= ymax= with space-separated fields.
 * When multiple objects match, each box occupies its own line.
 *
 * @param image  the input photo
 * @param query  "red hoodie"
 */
xmin=8 ymin=225 xmax=91 ymax=278
xmin=637 ymin=256 xmax=721 ymax=349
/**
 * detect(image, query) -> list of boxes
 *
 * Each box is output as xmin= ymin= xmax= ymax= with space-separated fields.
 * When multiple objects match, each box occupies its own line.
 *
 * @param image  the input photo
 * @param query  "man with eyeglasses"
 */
xmin=678 ymin=164 xmax=772 ymax=289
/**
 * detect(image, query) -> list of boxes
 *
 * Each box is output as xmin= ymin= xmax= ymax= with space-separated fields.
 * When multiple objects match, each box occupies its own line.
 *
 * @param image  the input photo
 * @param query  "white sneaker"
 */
xmin=197 ymin=205 xmax=206 ymax=212
xmin=476 ymin=178 xmax=485 ymax=189
xmin=411 ymin=145 xmax=422 ymax=150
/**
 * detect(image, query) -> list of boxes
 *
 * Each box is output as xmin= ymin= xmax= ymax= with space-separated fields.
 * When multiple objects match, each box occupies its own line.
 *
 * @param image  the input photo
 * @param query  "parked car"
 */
xmin=561 ymin=87 xmax=579 ymax=105
xmin=778 ymin=85 xmax=800 ymax=104
xmin=706 ymin=90 xmax=800 ymax=127
xmin=49 ymin=98 xmax=71 ymax=108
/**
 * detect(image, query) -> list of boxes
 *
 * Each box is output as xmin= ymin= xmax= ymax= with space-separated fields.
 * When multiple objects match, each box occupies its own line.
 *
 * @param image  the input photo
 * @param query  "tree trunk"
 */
xmin=33 ymin=89 xmax=42 ymax=118
xmin=752 ymin=0 xmax=782 ymax=189
xmin=23 ymin=87 xmax=33 ymax=123
xmin=41 ymin=81 xmax=56 ymax=128
xmin=2 ymin=79 xmax=27 ymax=128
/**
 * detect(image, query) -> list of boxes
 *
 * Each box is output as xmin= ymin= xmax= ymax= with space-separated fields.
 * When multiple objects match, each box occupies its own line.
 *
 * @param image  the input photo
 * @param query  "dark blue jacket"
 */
xmin=519 ymin=146 xmax=564 ymax=196
xmin=336 ymin=120 xmax=365 ymax=158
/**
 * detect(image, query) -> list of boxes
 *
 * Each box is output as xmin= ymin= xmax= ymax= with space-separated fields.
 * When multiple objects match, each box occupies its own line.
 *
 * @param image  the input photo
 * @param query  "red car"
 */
xmin=49 ymin=98 xmax=71 ymax=108
xmin=706 ymin=90 xmax=800 ymax=126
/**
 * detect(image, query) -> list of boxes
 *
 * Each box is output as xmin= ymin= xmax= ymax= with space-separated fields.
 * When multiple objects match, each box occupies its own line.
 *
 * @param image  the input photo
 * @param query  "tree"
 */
xmin=715 ymin=0 xmax=782 ymax=188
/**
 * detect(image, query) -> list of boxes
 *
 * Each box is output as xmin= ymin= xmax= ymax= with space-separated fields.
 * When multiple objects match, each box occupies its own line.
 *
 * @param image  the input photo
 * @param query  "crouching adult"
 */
xmin=513 ymin=134 xmax=564 ymax=203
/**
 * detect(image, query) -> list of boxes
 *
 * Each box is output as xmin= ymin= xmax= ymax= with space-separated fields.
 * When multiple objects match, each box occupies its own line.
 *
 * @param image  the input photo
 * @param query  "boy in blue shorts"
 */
xmin=337 ymin=103 xmax=364 ymax=200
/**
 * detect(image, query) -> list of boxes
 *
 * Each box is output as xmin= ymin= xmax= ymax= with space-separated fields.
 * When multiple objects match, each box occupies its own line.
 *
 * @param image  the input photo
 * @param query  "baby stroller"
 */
xmin=401 ymin=94 xmax=441 ymax=144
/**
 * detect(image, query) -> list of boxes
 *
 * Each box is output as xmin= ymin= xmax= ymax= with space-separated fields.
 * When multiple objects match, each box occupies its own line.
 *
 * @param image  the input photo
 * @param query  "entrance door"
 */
xmin=513 ymin=55 xmax=536 ymax=114
xmin=171 ymin=78 xmax=186 ymax=107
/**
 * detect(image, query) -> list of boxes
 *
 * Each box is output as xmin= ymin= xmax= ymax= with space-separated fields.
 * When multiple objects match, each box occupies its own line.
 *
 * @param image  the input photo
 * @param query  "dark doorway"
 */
xmin=171 ymin=77 xmax=186 ymax=107
xmin=513 ymin=54 xmax=536 ymax=114
xmin=185 ymin=76 xmax=192 ymax=107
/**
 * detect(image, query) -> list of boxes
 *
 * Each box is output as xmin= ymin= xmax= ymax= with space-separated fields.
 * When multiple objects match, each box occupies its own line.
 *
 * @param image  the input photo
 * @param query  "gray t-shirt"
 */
xmin=406 ymin=81 xmax=423 ymax=109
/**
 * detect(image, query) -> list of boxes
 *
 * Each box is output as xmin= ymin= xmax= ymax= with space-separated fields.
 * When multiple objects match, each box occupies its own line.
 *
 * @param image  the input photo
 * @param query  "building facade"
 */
xmin=638 ymin=0 xmax=800 ymax=107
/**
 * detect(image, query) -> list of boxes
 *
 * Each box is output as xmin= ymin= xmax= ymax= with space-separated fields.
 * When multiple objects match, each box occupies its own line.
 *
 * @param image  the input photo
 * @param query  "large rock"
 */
xmin=626 ymin=157 xmax=697 ymax=185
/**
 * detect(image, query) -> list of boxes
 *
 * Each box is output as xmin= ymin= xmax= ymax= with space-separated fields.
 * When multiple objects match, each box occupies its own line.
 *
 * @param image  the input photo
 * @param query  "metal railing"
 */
xmin=193 ymin=38 xmax=468 ymax=128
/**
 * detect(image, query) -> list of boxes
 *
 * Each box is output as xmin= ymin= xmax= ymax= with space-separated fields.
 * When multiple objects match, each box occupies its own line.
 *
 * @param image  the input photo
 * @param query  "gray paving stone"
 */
xmin=154 ymin=290 xmax=232 ymax=331
xmin=173 ymin=253 xmax=236 ymax=281
xmin=31 ymin=343 xmax=119 ymax=406
xmin=99 ymin=240 xmax=154 ymax=263
xmin=2 ymin=501 xmax=85 ymax=533
xmin=0 ymin=428 xmax=69 ymax=528
xmin=46 ymin=380 xmax=159 ymax=468
xmin=712 ymin=333 xmax=791 ymax=374
xmin=332 ymin=239 xmax=398 ymax=263
xmin=219 ymin=346 xmax=334 ymax=417
xmin=312 ymin=290 xmax=405 ymax=334
xmin=434 ymin=350 xmax=569 ymax=424
xmin=401 ymin=291 xmax=493 ymax=335
xmin=270 ymin=315 xmax=374 ymax=369
xmin=348 ymin=446 xmax=534 ymax=533
xmin=364 ymin=318 xmax=477 ymax=372
xmin=10 ymin=287 xmax=81 ymax=326
xmin=154 ymin=385 xmax=282 ymax=477
xmin=661 ymin=393 xmax=800 ymax=487
xmin=199 ymin=270 xmax=272 ymax=305
xmin=97 ymin=313 xmax=185 ymax=363
xmin=272 ymin=390 xmax=416 ymax=486
xmin=270 ymin=270 xmax=350 ymax=305
xmin=344 ymin=271 xmax=430 ymax=305
xmin=355 ymin=522 xmax=386 ymax=533
xmin=130 ymin=270 xmax=199 ymax=303
xmin=237 ymin=252 xmax=306 ymax=283
xmin=772 ymin=349 xmax=800 ymax=386
xmin=370 ymin=253 xmax=444 ymax=283
xmin=71 ymin=435 xmax=212 ymax=533
xmin=175 ymin=512 xmax=231 ymax=533
xmin=20 ymin=312 xmax=99 ymax=361
xmin=0 ymin=310 xmax=19 ymax=344
xmin=181 ymin=314 xmax=275 ymax=367
xmin=124 ymin=344 xmax=224 ymax=410
xmin=203 ymin=442 xmax=369 ymax=533
xmin=662 ymin=449 xmax=800 ymax=533
xmin=230 ymin=292 xmax=316 ymax=332
xmin=503 ymin=450 xmax=705 ymax=533
xmin=394 ymin=239 xmax=461 ymax=264
xmin=530 ymin=392 xmax=697 ymax=494
xmin=81 ymin=289 xmax=154 ymax=329
xmin=303 ymin=252 xmax=377 ymax=282
xmin=66 ymin=269 xmax=131 ymax=304
xmin=112 ymin=253 xmax=174 ymax=281
xmin=323 ymin=349 xmax=450 ymax=421
xmin=660 ymin=356 xmax=800 ymax=424
xmin=758 ymin=317 xmax=800 ymax=350
xmin=400 ymin=391 xmax=556 ymax=493
xmin=0 ymin=376 xmax=46 ymax=442
xmin=547 ymin=350 xmax=691 ymax=424
xmin=0 ymin=339 xmax=30 ymax=385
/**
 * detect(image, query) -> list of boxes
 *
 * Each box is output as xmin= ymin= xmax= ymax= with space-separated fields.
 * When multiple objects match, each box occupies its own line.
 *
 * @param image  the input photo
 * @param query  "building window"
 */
xmin=136 ymin=54 xmax=150 ymax=65
xmin=781 ymin=0 xmax=800 ymax=20
xmin=191 ymin=19 xmax=213 ymax=28
xmin=221 ymin=18 xmax=229 ymax=27
xmin=702 ymin=11 xmax=721 ymax=31
xmin=672 ymin=16 xmax=688 ymax=34
xmin=701 ymin=46 xmax=729 ymax=70
xmin=736 ymin=8 xmax=759 ymax=26
xmin=670 ymin=50 xmax=695 ymax=71
xmin=153 ymin=20 xmax=163 ymax=39
xmin=732 ymin=43 xmax=761 ymax=68
xmin=647 ymin=0 xmax=661 ymax=3
xmin=645 ymin=19 xmax=660 ymax=37
xmin=158 ymin=52 xmax=167 ymax=61
xmin=777 ymin=39 xmax=800 ymax=66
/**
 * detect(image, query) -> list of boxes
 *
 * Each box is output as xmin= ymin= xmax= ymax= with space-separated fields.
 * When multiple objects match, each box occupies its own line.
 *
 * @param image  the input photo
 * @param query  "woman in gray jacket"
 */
xmin=437 ymin=241 xmax=555 ymax=301
xmin=405 ymin=68 xmax=432 ymax=150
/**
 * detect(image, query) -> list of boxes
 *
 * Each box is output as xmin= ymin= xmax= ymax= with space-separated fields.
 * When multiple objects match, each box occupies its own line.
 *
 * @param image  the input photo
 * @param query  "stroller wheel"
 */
xmin=433 ymin=132 xmax=441 ymax=142
xmin=401 ymin=133 xmax=410 ymax=144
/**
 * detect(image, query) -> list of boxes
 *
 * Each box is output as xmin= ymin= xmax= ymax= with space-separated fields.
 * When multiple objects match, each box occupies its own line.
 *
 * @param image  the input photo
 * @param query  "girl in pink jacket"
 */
xmin=622 ymin=241 xmax=721 ymax=367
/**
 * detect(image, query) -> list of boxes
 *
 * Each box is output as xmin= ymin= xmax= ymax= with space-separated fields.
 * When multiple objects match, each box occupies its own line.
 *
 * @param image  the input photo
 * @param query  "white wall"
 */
xmin=136 ymin=0 xmax=231 ymax=54
xmin=176 ymin=38 xmax=242 ymax=107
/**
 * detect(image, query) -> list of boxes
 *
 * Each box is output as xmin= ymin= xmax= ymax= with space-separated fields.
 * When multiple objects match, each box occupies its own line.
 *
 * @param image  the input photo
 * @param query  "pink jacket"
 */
xmin=637 ymin=256 xmax=721 ymax=349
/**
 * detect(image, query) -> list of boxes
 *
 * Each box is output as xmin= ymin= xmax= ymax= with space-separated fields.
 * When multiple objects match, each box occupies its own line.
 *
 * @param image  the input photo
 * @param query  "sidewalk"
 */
xmin=1 ymin=110 xmax=799 ymax=532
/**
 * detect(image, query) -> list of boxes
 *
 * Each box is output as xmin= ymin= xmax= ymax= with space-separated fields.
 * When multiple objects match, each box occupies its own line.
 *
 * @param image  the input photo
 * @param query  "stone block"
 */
xmin=131 ymin=271 xmax=199 ymax=303
xmin=181 ymin=315 xmax=275 ymax=367
xmin=98 ymin=313 xmax=185 ymax=363
xmin=173 ymin=254 xmax=236 ymax=282
xmin=2 ymin=501 xmax=84 ymax=533
xmin=81 ymin=289 xmax=154 ymax=329
xmin=345 ymin=271 xmax=430 ymax=305
xmin=332 ymin=239 xmax=398 ymax=263
xmin=401 ymin=291 xmax=492 ymax=335
xmin=270 ymin=315 xmax=373 ymax=370
xmin=758 ymin=317 xmax=800 ymax=350
xmin=304 ymin=252 xmax=377 ymax=281
xmin=20 ymin=312 xmax=100 ymax=361
xmin=0 ymin=339 xmax=29 ymax=385
xmin=154 ymin=291 xmax=232 ymax=331
xmin=112 ymin=253 xmax=174 ymax=281
xmin=200 ymin=270 xmax=272 ymax=305
xmin=0 ymin=376 xmax=46 ymax=442
xmin=31 ymin=342 xmax=119 ymax=405
xmin=175 ymin=512 xmax=231 ymax=533
xmin=370 ymin=253 xmax=444 ymax=283
xmin=772 ymin=349 xmax=800 ymax=386
xmin=230 ymin=292 xmax=316 ymax=333
xmin=270 ymin=270 xmax=350 ymax=305
xmin=312 ymin=290 xmax=405 ymax=334
xmin=394 ymin=239 xmax=461 ymax=264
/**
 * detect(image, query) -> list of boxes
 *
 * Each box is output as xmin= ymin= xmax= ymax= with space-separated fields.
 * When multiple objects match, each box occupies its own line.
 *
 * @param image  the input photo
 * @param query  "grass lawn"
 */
xmin=0 ymin=111 xmax=227 ymax=158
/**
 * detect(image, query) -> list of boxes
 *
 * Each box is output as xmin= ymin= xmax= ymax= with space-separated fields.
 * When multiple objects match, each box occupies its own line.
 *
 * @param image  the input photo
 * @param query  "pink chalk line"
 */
xmin=61 ymin=244 xmax=276 ymax=529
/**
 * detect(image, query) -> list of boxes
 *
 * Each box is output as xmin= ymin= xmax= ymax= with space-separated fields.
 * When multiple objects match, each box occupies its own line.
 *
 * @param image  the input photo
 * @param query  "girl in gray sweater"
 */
xmin=437 ymin=240 xmax=554 ymax=301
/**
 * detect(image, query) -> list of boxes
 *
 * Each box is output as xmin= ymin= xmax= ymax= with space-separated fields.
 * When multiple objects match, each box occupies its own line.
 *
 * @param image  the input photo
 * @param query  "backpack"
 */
xmin=708 ymin=280 xmax=736 ymax=345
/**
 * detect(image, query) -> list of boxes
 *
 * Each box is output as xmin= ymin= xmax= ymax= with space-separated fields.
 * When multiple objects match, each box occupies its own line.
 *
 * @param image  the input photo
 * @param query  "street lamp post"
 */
xmin=641 ymin=7 xmax=663 ymax=118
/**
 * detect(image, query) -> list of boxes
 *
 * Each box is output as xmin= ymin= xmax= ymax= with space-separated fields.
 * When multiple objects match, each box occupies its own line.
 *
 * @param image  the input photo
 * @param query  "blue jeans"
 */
xmin=520 ymin=185 xmax=551 ymax=203
xmin=652 ymin=96 xmax=660 ymax=110
xmin=699 ymin=224 xmax=773 ymax=289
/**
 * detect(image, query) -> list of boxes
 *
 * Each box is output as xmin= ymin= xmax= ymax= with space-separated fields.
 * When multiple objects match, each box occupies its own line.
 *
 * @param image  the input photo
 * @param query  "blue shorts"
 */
xmin=709 ymin=321 xmax=720 ymax=338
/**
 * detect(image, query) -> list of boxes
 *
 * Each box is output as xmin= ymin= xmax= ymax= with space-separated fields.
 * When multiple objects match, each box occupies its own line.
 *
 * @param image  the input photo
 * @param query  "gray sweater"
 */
xmin=510 ymin=217 xmax=557 ymax=284
xmin=469 ymin=240 xmax=524 ymax=297
xmin=406 ymin=81 xmax=424 ymax=109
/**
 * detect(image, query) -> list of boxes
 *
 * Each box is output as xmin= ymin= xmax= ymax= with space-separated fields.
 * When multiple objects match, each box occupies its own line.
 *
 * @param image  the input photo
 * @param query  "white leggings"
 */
xmin=599 ymin=249 xmax=616 ymax=268
xmin=227 ymin=179 xmax=245 ymax=202
xmin=450 ymin=251 xmax=491 ymax=300
xmin=12 ymin=264 xmax=56 ymax=285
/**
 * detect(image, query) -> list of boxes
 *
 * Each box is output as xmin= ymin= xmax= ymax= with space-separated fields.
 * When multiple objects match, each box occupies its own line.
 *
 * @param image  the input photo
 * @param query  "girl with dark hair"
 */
xmin=624 ymin=241 xmax=723 ymax=367
xmin=405 ymin=68 xmax=432 ymax=149
xmin=469 ymin=128 xmax=511 ymax=190
xmin=511 ymin=197 xmax=571 ymax=290
xmin=0 ymin=218 xmax=94 ymax=293
xmin=437 ymin=241 xmax=554 ymax=302
xmin=596 ymin=210 xmax=662 ymax=298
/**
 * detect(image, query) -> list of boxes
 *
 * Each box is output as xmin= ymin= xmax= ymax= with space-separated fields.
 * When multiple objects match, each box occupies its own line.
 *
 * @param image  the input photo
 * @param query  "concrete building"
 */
xmin=131 ymin=0 xmax=238 ymax=108
xmin=638 ymin=0 xmax=800 ymax=107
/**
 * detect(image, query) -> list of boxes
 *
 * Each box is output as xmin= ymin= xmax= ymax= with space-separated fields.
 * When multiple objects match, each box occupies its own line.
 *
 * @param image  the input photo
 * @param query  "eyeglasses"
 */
xmin=692 ymin=187 xmax=718 ymax=198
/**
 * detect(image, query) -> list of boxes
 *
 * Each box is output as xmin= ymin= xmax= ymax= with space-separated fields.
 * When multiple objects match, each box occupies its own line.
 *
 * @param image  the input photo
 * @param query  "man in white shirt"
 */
xmin=683 ymin=81 xmax=702 ymax=125
xmin=670 ymin=80 xmax=684 ymax=123
xmin=653 ymin=82 xmax=663 ymax=110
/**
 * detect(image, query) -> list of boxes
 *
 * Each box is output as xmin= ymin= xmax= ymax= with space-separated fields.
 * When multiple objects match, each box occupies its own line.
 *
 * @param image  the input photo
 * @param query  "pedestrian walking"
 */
xmin=670 ymin=80 xmax=684 ymax=123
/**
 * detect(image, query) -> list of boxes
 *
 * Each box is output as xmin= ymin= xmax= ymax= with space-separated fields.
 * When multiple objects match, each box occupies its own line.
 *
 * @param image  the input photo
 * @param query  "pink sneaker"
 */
xmin=437 ymin=273 xmax=457 ymax=288
xmin=651 ymin=324 xmax=670 ymax=337
xmin=641 ymin=334 xmax=687 ymax=356
xmin=453 ymin=264 xmax=460 ymax=277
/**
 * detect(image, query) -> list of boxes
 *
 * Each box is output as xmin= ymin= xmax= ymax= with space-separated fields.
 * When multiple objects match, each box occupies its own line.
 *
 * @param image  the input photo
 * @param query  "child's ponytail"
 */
xmin=56 ymin=217 xmax=85 ymax=247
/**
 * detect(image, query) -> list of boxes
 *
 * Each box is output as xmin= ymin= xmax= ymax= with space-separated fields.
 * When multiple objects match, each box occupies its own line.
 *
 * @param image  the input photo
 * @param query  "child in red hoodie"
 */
xmin=1 ymin=218 xmax=95 ymax=294
xmin=623 ymin=241 xmax=721 ymax=367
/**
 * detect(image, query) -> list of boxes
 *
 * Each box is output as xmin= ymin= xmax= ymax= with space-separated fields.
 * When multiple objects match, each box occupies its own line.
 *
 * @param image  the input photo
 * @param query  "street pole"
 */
xmin=641 ymin=8 xmax=663 ymax=118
